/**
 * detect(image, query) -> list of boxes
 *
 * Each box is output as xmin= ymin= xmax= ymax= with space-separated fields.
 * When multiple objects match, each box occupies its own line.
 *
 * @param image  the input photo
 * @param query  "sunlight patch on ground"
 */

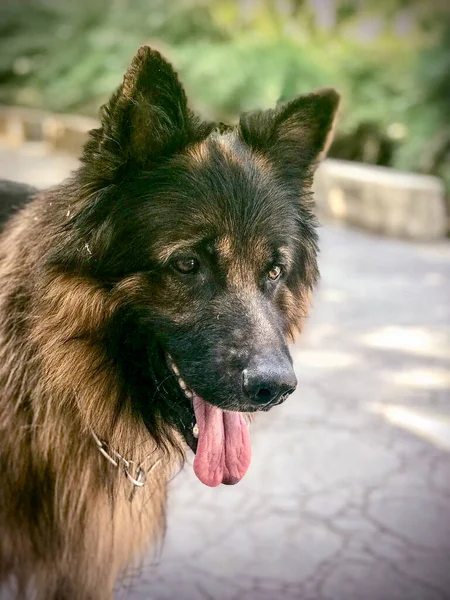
xmin=361 ymin=326 xmax=450 ymax=360
xmin=369 ymin=403 xmax=450 ymax=451
xmin=385 ymin=368 xmax=450 ymax=389
xmin=301 ymin=324 xmax=337 ymax=343
xmin=293 ymin=350 xmax=358 ymax=370
xmin=319 ymin=289 xmax=348 ymax=303
xmin=424 ymin=272 xmax=446 ymax=286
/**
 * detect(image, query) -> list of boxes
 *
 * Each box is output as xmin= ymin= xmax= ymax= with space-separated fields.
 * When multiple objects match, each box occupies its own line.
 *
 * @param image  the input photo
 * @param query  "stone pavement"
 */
xmin=1 ymin=144 xmax=450 ymax=600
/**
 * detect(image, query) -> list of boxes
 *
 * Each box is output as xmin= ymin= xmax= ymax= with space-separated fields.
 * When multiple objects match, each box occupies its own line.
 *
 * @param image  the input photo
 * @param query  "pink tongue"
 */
xmin=193 ymin=395 xmax=252 ymax=487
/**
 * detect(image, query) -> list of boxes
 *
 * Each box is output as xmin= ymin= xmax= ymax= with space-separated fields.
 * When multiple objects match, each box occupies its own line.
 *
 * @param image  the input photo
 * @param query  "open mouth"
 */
xmin=167 ymin=355 xmax=252 ymax=487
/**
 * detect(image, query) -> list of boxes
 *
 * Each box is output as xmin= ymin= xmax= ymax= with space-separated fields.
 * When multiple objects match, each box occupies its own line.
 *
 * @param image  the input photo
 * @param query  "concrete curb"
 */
xmin=0 ymin=106 xmax=98 ymax=155
xmin=314 ymin=159 xmax=448 ymax=241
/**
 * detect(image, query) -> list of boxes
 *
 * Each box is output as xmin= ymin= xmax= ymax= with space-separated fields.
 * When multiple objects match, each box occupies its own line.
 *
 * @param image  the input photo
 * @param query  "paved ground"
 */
xmin=2 ymin=143 xmax=450 ymax=600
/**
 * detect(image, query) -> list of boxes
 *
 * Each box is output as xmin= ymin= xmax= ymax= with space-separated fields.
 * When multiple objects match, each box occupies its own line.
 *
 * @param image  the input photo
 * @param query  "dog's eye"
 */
xmin=173 ymin=257 xmax=199 ymax=274
xmin=268 ymin=265 xmax=283 ymax=281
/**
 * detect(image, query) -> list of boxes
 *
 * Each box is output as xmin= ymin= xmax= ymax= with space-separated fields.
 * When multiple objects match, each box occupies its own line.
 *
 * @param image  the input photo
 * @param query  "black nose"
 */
xmin=242 ymin=352 xmax=297 ymax=408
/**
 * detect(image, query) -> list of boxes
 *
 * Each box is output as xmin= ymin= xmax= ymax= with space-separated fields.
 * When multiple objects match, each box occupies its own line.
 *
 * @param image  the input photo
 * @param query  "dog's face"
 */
xmin=54 ymin=47 xmax=339 ymax=486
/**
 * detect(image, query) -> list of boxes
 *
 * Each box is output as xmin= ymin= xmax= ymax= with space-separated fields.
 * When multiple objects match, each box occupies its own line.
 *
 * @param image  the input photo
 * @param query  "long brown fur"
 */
xmin=0 ymin=195 xmax=180 ymax=599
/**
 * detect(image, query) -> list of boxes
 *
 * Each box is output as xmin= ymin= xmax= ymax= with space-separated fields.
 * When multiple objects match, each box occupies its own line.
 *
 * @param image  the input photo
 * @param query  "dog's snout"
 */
xmin=242 ymin=353 xmax=297 ymax=408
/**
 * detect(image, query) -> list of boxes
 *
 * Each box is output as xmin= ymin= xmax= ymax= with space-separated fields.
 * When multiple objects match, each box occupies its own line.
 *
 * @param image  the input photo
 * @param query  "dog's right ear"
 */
xmin=82 ymin=47 xmax=205 ymax=180
xmin=239 ymin=88 xmax=340 ymax=176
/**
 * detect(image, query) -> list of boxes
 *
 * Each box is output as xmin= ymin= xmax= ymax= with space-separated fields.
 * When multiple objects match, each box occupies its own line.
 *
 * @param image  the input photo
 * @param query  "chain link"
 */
xmin=91 ymin=430 xmax=161 ymax=489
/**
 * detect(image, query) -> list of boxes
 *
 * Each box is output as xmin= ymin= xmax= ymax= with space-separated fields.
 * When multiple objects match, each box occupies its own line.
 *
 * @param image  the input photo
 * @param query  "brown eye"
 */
xmin=268 ymin=265 xmax=282 ymax=281
xmin=173 ymin=257 xmax=199 ymax=274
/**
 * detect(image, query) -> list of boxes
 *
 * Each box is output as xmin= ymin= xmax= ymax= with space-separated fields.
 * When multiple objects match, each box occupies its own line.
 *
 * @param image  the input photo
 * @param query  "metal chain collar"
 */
xmin=90 ymin=429 xmax=161 ymax=489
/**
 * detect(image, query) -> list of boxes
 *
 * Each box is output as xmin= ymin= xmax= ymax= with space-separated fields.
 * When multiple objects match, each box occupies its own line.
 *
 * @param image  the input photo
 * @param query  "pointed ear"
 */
xmin=239 ymin=88 xmax=340 ymax=171
xmin=82 ymin=46 xmax=196 ymax=177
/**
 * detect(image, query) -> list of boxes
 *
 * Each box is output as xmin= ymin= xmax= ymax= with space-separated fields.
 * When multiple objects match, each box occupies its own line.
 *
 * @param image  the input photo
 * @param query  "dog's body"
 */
xmin=0 ymin=48 xmax=339 ymax=599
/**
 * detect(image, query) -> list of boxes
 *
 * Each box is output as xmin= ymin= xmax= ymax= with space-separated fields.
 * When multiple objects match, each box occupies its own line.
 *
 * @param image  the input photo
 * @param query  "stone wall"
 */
xmin=0 ymin=106 xmax=97 ymax=155
xmin=314 ymin=159 xmax=448 ymax=241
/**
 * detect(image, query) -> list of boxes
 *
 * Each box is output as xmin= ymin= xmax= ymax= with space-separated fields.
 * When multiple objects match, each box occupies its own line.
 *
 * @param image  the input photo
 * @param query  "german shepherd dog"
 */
xmin=0 ymin=47 xmax=339 ymax=599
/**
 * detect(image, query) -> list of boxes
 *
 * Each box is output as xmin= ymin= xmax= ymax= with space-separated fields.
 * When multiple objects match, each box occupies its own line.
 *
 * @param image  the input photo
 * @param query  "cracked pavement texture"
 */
xmin=1 ymin=145 xmax=450 ymax=600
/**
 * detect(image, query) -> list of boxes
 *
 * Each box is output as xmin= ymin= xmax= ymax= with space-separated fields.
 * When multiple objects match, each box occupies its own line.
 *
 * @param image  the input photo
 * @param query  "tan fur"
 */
xmin=215 ymin=131 xmax=275 ymax=179
xmin=278 ymin=246 xmax=294 ymax=270
xmin=214 ymin=131 xmax=240 ymax=163
xmin=279 ymin=286 xmax=313 ymax=341
xmin=215 ymin=233 xmax=270 ymax=288
xmin=215 ymin=235 xmax=233 ymax=261
xmin=189 ymin=130 xmax=273 ymax=180
xmin=152 ymin=238 xmax=203 ymax=264
xmin=187 ymin=140 xmax=210 ymax=164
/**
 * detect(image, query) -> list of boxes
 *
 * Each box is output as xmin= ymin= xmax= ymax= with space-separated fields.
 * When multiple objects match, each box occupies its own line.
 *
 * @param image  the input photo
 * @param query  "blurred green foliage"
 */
xmin=0 ymin=0 xmax=448 ymax=187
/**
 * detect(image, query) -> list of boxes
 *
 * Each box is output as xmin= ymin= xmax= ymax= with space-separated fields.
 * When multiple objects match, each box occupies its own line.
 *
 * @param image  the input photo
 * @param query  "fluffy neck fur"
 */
xmin=0 ymin=185 xmax=181 ymax=599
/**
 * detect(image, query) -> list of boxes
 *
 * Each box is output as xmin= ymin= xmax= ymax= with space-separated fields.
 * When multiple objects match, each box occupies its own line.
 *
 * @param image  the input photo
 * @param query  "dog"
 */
xmin=0 ymin=46 xmax=339 ymax=599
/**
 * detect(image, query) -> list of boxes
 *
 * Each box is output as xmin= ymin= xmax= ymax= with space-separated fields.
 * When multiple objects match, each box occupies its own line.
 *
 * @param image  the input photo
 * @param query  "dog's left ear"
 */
xmin=239 ymin=88 xmax=340 ymax=172
xmin=82 ymin=46 xmax=207 ymax=178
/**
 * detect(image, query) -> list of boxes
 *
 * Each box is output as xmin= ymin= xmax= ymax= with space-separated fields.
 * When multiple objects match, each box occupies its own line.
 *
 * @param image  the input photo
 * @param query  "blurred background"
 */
xmin=1 ymin=1 xmax=450 ymax=599
xmin=0 ymin=0 xmax=449 ymax=191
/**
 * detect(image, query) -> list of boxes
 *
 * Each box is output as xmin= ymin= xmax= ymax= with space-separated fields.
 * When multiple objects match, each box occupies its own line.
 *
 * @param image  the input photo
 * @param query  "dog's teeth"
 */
xmin=178 ymin=377 xmax=186 ymax=390
xmin=172 ymin=363 xmax=180 ymax=376
xmin=192 ymin=424 xmax=199 ymax=438
xmin=184 ymin=389 xmax=193 ymax=399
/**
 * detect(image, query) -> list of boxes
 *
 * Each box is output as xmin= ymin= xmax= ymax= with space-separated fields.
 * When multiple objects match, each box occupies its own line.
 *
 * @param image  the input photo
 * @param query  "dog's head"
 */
xmin=53 ymin=47 xmax=339 ymax=486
